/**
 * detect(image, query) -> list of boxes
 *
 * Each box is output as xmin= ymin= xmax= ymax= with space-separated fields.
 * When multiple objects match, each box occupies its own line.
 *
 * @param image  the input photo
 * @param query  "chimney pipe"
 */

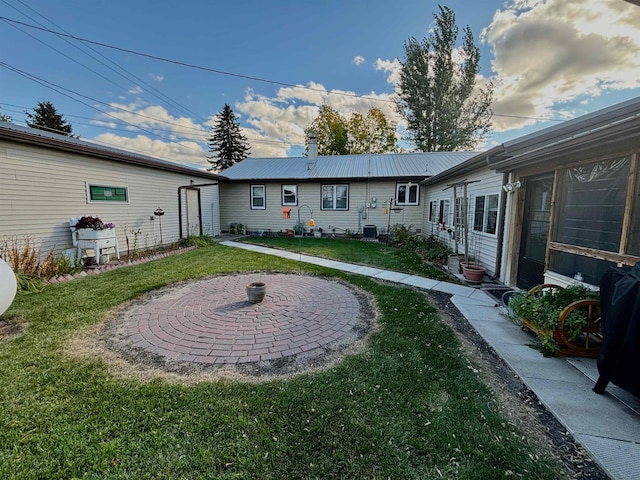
xmin=307 ymin=134 xmax=318 ymax=170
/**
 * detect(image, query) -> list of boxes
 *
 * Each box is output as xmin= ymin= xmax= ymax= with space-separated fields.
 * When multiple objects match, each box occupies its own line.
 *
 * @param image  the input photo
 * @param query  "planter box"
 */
xmin=518 ymin=284 xmax=602 ymax=358
xmin=76 ymin=228 xmax=116 ymax=241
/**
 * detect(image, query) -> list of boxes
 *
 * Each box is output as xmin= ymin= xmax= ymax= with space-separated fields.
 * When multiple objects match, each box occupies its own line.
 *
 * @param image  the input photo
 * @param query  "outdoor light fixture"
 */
xmin=502 ymin=180 xmax=523 ymax=193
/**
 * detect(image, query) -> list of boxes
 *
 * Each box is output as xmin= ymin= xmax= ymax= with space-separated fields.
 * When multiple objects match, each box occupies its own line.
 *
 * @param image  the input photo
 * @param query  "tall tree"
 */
xmin=207 ymin=104 xmax=250 ymax=171
xmin=25 ymin=100 xmax=73 ymax=135
xmin=305 ymin=105 xmax=397 ymax=155
xmin=0 ymin=108 xmax=12 ymax=122
xmin=396 ymin=5 xmax=493 ymax=152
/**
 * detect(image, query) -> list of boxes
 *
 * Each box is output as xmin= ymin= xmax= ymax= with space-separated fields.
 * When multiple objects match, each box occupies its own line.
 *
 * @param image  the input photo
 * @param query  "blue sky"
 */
xmin=2 ymin=0 xmax=640 ymax=168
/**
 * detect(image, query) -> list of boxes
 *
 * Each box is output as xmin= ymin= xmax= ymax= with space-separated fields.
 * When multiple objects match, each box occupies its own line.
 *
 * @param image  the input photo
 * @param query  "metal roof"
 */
xmin=0 ymin=122 xmax=225 ymax=180
xmin=222 ymin=151 xmax=477 ymax=181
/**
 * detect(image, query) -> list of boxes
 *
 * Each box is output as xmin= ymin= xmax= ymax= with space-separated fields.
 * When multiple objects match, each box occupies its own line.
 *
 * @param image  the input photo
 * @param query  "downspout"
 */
xmin=178 ymin=182 xmax=219 ymax=239
xmin=491 ymin=172 xmax=509 ymax=280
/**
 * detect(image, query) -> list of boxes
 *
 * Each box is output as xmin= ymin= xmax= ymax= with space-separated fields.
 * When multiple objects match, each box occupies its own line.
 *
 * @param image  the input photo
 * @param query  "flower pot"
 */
xmin=246 ymin=282 xmax=267 ymax=303
xmin=314 ymin=231 xmax=322 ymax=238
xmin=447 ymin=254 xmax=464 ymax=273
xmin=462 ymin=263 xmax=485 ymax=282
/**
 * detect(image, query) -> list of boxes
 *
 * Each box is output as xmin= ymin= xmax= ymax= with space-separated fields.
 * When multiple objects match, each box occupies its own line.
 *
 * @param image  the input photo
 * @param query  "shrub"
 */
xmin=389 ymin=224 xmax=452 ymax=263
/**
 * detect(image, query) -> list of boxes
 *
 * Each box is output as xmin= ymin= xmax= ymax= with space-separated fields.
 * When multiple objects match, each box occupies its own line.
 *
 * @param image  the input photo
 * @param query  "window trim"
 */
xmin=86 ymin=183 xmax=129 ymax=204
xmin=472 ymin=193 xmax=499 ymax=235
xmin=321 ymin=184 xmax=349 ymax=210
xmin=395 ymin=182 xmax=419 ymax=206
xmin=281 ymin=184 xmax=298 ymax=206
xmin=250 ymin=184 xmax=266 ymax=210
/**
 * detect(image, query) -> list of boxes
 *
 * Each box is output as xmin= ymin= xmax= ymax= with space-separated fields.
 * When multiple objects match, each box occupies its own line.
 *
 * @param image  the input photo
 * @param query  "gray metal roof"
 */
xmin=0 ymin=122 xmax=225 ymax=180
xmin=222 ymin=151 xmax=477 ymax=181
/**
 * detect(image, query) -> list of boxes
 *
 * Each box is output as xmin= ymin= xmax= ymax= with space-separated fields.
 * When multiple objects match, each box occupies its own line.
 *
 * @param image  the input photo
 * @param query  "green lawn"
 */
xmin=0 ymin=243 xmax=563 ymax=479
xmin=239 ymin=235 xmax=453 ymax=281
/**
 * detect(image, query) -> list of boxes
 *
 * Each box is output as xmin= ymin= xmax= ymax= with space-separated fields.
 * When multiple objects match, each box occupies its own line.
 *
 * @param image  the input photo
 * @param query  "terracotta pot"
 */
xmin=246 ymin=282 xmax=267 ymax=303
xmin=462 ymin=263 xmax=485 ymax=282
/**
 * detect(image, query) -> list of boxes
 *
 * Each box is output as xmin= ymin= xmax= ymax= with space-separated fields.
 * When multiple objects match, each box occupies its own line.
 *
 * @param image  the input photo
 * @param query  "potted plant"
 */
xmin=73 ymin=216 xmax=116 ymax=240
xmin=508 ymin=283 xmax=601 ymax=356
xmin=314 ymin=227 xmax=323 ymax=238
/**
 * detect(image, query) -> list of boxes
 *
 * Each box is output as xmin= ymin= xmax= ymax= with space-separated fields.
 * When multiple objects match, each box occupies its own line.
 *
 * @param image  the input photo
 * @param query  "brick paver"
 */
xmin=120 ymin=273 xmax=363 ymax=365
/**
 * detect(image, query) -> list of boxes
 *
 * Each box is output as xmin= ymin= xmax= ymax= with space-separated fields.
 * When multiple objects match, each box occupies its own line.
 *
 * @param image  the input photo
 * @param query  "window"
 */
xmin=87 ymin=184 xmax=128 ymax=203
xmin=473 ymin=194 xmax=499 ymax=234
xmin=396 ymin=183 xmax=419 ymax=205
xmin=428 ymin=200 xmax=449 ymax=223
xmin=548 ymin=157 xmax=632 ymax=285
xmin=250 ymin=184 xmax=265 ymax=209
xmin=282 ymin=184 xmax=297 ymax=206
xmin=322 ymin=184 xmax=348 ymax=210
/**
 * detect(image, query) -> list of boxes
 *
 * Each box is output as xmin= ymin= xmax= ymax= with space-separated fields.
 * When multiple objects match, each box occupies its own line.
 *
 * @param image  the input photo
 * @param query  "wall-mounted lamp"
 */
xmin=502 ymin=180 xmax=523 ymax=193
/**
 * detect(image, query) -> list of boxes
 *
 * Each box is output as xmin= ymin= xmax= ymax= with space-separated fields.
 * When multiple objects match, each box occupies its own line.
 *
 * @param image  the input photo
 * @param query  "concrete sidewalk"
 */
xmin=221 ymin=240 xmax=640 ymax=480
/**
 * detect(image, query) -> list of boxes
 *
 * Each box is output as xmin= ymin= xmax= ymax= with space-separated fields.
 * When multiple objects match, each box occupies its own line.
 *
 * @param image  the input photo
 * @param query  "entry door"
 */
xmin=186 ymin=188 xmax=201 ymax=237
xmin=517 ymin=173 xmax=554 ymax=290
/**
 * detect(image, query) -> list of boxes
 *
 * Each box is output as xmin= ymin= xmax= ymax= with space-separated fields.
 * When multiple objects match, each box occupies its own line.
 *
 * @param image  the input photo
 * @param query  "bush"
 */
xmin=389 ymin=224 xmax=452 ymax=263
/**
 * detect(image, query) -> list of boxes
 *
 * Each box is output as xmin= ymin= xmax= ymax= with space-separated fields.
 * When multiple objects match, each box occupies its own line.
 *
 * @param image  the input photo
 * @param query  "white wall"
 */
xmin=0 ymin=140 xmax=220 ymax=258
xmin=422 ymin=166 xmax=504 ymax=276
xmin=219 ymin=180 xmax=425 ymax=236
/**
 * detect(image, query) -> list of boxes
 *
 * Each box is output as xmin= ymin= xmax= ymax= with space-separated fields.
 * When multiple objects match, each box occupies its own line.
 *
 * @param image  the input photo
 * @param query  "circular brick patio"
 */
xmin=113 ymin=273 xmax=367 ymax=371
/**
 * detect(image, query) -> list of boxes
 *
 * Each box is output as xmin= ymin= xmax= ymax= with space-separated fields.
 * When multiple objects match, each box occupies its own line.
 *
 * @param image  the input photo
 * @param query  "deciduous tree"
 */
xmin=396 ymin=5 xmax=493 ymax=151
xmin=207 ymin=104 xmax=250 ymax=171
xmin=305 ymin=105 xmax=397 ymax=155
xmin=25 ymin=100 xmax=73 ymax=135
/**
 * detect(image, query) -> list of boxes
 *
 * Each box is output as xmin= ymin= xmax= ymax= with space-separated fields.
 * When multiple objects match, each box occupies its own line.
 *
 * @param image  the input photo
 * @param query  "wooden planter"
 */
xmin=519 ymin=284 xmax=602 ymax=358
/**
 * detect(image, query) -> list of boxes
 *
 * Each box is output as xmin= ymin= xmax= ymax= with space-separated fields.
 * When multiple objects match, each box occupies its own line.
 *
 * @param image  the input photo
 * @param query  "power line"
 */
xmin=0 ymin=15 xmax=566 ymax=123
xmin=6 ymin=0 xmax=209 ymax=123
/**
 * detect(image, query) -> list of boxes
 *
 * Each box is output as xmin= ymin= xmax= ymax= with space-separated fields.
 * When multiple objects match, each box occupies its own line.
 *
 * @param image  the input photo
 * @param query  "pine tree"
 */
xmin=396 ymin=5 xmax=493 ymax=151
xmin=207 ymin=104 xmax=250 ymax=171
xmin=25 ymin=100 xmax=73 ymax=136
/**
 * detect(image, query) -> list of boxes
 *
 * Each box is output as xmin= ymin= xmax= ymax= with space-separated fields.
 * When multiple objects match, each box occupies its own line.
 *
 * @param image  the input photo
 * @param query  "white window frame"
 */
xmin=282 ymin=184 xmax=298 ymax=206
xmin=395 ymin=182 xmax=419 ymax=206
xmin=473 ymin=193 xmax=499 ymax=235
xmin=250 ymin=184 xmax=266 ymax=210
xmin=321 ymin=184 xmax=349 ymax=210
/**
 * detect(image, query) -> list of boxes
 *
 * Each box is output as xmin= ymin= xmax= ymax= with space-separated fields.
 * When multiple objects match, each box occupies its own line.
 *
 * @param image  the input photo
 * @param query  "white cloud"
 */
xmin=374 ymin=58 xmax=402 ymax=87
xmin=128 ymin=86 xmax=143 ymax=95
xmin=353 ymin=55 xmax=365 ymax=66
xmin=235 ymin=82 xmax=401 ymax=157
xmin=91 ymin=132 xmax=209 ymax=167
xmin=482 ymin=0 xmax=640 ymax=132
xmin=149 ymin=73 xmax=165 ymax=82
xmin=99 ymin=103 xmax=208 ymax=142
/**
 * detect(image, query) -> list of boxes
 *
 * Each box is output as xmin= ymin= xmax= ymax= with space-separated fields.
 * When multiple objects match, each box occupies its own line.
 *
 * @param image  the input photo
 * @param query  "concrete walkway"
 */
xmin=221 ymin=240 xmax=640 ymax=480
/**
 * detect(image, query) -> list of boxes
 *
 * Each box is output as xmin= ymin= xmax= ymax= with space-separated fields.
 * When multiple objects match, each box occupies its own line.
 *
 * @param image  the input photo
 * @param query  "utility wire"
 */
xmin=0 ymin=16 xmax=565 ymax=123
xmin=5 ymin=0 xmax=208 ymax=123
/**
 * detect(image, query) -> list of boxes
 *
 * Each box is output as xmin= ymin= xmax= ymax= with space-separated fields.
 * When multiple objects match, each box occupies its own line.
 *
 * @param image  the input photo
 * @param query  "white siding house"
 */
xmin=421 ymin=154 xmax=506 ymax=277
xmin=220 ymin=151 xmax=477 ymax=237
xmin=1 ymin=123 xmax=224 ymax=259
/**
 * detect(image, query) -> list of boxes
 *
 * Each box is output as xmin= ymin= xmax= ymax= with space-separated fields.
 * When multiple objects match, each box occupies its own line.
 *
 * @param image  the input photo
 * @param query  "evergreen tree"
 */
xmin=25 ymin=100 xmax=73 ymax=135
xmin=207 ymin=104 xmax=250 ymax=171
xmin=396 ymin=5 xmax=493 ymax=151
xmin=0 ymin=108 xmax=12 ymax=122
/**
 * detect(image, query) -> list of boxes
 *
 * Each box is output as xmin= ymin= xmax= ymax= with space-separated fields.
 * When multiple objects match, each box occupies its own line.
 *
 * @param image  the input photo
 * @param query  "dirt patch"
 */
xmin=425 ymin=290 xmax=608 ymax=480
xmin=0 ymin=316 xmax=26 ymax=343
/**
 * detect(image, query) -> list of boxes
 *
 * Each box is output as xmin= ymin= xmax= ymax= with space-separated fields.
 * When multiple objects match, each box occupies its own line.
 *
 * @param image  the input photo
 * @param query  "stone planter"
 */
xmin=246 ymin=282 xmax=267 ymax=303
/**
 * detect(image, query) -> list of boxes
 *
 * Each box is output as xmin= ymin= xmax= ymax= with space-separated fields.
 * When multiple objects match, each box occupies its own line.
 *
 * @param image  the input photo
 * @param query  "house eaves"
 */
xmin=0 ymin=122 xmax=227 ymax=181
xmin=420 ymin=145 xmax=505 ymax=186
xmin=489 ymin=96 xmax=640 ymax=172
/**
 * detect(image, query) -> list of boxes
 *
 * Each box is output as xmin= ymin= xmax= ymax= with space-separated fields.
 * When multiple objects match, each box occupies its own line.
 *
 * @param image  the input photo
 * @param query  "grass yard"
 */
xmin=240 ymin=235 xmax=453 ymax=281
xmin=0 ymin=243 xmax=564 ymax=479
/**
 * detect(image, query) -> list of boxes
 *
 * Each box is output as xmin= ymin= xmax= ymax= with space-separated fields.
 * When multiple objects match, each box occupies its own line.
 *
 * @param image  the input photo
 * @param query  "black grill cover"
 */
xmin=597 ymin=263 xmax=640 ymax=397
